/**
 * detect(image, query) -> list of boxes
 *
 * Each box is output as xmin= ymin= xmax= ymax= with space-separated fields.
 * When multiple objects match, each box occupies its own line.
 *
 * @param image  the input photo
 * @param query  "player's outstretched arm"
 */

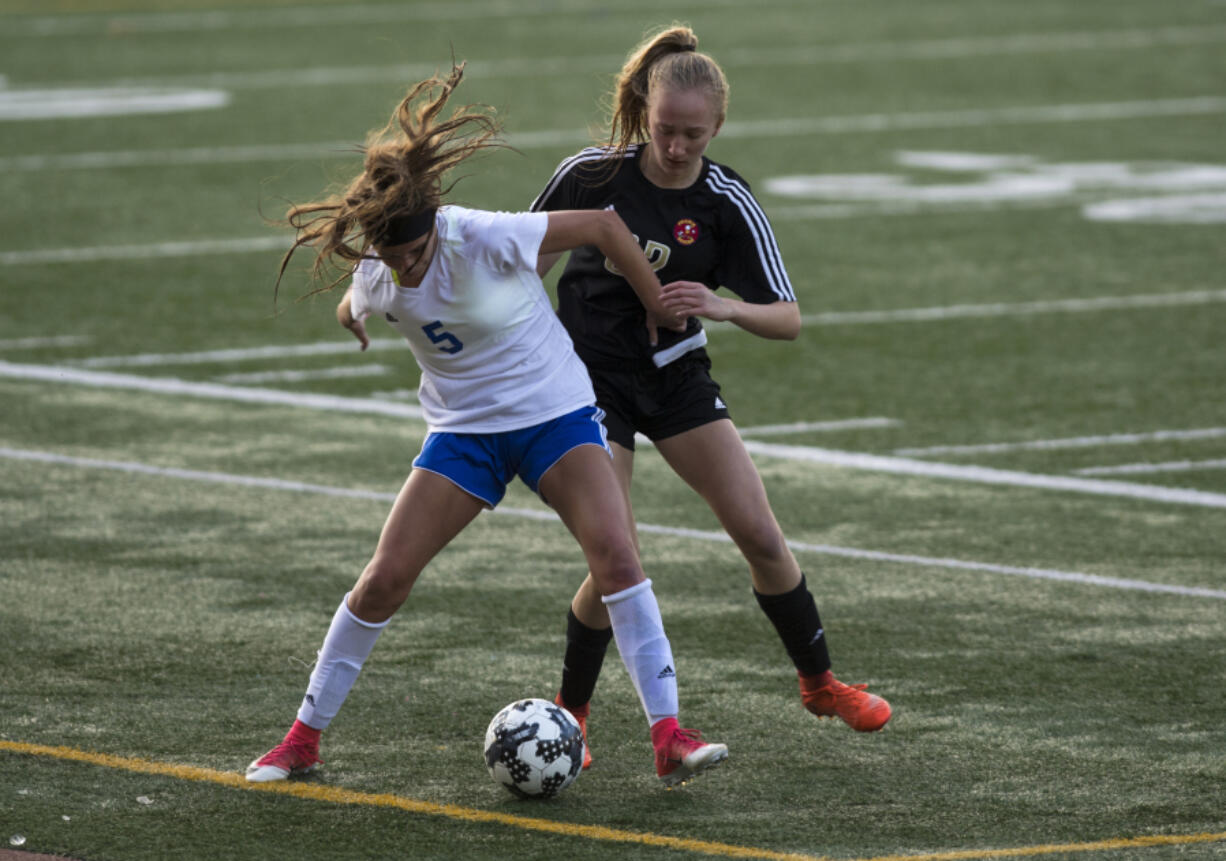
xmin=540 ymin=209 xmax=683 ymax=330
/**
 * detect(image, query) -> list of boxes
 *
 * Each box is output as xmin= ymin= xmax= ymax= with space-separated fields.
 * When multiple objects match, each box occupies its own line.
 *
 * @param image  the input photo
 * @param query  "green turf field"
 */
xmin=2 ymin=1 xmax=1225 ymax=859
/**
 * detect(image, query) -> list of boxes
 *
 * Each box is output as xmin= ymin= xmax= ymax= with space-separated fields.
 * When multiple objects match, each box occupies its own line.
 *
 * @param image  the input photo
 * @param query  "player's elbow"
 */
xmin=592 ymin=208 xmax=625 ymax=244
xmin=777 ymin=303 xmax=802 ymax=340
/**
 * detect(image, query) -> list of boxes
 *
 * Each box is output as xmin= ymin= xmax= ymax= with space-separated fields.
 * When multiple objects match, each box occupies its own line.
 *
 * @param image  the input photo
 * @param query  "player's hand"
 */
xmin=661 ymin=280 xmax=731 ymax=322
xmin=343 ymin=316 xmax=370 ymax=351
xmin=645 ymin=309 xmax=687 ymax=347
xmin=336 ymin=295 xmax=370 ymax=351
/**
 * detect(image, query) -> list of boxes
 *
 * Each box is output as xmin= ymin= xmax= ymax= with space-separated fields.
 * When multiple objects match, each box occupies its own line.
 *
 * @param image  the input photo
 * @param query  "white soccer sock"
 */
xmin=602 ymin=579 xmax=678 ymax=726
xmin=296 ymin=593 xmax=389 ymax=730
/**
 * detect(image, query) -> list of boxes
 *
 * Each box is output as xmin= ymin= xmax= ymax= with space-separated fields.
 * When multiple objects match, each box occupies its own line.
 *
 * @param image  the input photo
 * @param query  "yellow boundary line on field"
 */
xmin=4 ymin=740 xmax=1225 ymax=860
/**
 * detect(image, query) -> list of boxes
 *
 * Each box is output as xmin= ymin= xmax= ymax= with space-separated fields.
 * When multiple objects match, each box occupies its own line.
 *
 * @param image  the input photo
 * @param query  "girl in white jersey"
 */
xmin=246 ymin=63 xmax=726 ymax=789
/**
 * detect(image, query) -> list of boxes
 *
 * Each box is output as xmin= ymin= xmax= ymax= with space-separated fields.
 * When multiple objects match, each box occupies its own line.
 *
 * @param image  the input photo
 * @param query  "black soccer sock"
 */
xmin=753 ymin=574 xmax=832 ymax=677
xmin=559 ymin=607 xmax=614 ymax=708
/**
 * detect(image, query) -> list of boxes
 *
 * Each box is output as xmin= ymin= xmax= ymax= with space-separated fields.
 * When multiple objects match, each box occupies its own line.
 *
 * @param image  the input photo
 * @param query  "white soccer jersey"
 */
xmin=349 ymin=206 xmax=596 ymax=433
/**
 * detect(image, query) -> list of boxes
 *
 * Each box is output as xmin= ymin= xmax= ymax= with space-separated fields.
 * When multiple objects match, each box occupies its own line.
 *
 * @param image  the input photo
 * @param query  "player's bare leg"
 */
xmin=657 ymin=420 xmax=891 ymax=732
xmin=247 ymin=470 xmax=485 ymax=781
xmin=541 ymin=444 xmax=727 ymax=784
xmin=553 ymin=441 xmax=634 ymax=765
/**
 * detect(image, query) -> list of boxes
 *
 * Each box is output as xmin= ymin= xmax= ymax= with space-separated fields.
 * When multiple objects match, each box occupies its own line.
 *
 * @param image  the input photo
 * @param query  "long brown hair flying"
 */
xmin=274 ymin=61 xmax=502 ymax=297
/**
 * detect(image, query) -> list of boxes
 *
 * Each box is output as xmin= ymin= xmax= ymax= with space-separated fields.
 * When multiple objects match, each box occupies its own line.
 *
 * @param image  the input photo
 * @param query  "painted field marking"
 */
xmin=737 ymin=418 xmax=900 ymax=436
xmin=73 ymin=341 xmax=398 ymax=368
xmin=795 ymin=290 xmax=1226 ymax=326
xmin=0 ymin=740 xmax=818 ymax=861
xmin=11 ymin=22 xmax=1226 ymax=77
xmin=0 ymin=360 xmax=426 ymax=420
xmin=718 ymin=96 xmax=1226 ymax=139
xmin=213 ymin=364 xmax=390 ymax=385
xmin=0 ymin=141 xmax=364 ymax=172
xmin=52 ymin=288 xmax=1226 ymax=370
xmin=768 ymin=192 xmax=1226 ymax=222
xmin=5 ymin=359 xmax=1226 ymax=510
xmin=3 ymin=446 xmax=1223 ymax=600
xmin=739 ymin=440 xmax=1226 ymax=509
xmin=1076 ymin=458 xmax=1226 ymax=476
xmin=4 ymin=745 xmax=1226 ymax=861
xmin=896 ymin=428 xmax=1226 ymax=457
xmin=0 ymin=87 xmax=229 ymax=121
xmin=726 ymin=24 xmax=1226 ymax=65
xmin=859 ymin=831 xmax=1226 ymax=861
xmin=0 ymin=335 xmax=91 ymax=350
xmin=7 ymin=0 xmax=766 ymax=36
xmin=5 ymin=96 xmax=1226 ymax=175
xmin=0 ymin=236 xmax=288 ymax=266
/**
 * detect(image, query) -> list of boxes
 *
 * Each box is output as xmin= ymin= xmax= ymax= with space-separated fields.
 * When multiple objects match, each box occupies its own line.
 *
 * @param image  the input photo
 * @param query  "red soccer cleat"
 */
xmin=245 ymin=734 xmax=322 ymax=782
xmin=651 ymin=717 xmax=728 ymax=788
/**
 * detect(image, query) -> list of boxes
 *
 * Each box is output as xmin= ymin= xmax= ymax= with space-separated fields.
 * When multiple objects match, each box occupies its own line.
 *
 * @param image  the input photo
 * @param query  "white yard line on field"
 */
xmin=795 ymin=290 xmax=1226 ymax=325
xmin=737 ymin=418 xmax=900 ymax=436
xmin=6 ymin=0 xmax=767 ymax=36
xmin=9 ymin=20 xmax=1225 ymax=73
xmin=0 ymin=360 xmax=426 ymax=420
xmin=896 ymin=427 xmax=1226 ymax=457
xmin=5 ymin=96 xmax=1226 ymax=174
xmin=0 ymin=236 xmax=288 ymax=266
xmin=737 ymin=440 xmax=1226 ymax=509
xmin=1075 ymin=458 xmax=1226 ymax=476
xmin=3 ymin=445 xmax=1221 ymax=600
xmin=717 ymin=96 xmax=1226 ymax=137
xmin=52 ymin=290 xmax=1226 ymax=370
xmin=74 ymin=341 xmax=398 ymax=368
xmin=0 ymin=141 xmax=364 ymax=172
xmin=0 ymin=335 xmax=92 ymax=350
xmin=4 ymin=359 xmax=1225 ymax=509
xmin=213 ymin=364 xmax=390 ymax=384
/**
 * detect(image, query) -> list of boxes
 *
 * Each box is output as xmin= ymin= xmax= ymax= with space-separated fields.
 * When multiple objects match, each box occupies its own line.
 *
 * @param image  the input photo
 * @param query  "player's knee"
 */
xmin=351 ymin=559 xmax=416 ymax=619
xmin=583 ymin=535 xmax=643 ymax=594
xmin=731 ymin=517 xmax=789 ymax=567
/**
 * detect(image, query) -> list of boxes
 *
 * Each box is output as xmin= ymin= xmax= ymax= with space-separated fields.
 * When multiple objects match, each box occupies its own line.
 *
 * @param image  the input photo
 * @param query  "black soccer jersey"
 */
xmin=531 ymin=144 xmax=795 ymax=371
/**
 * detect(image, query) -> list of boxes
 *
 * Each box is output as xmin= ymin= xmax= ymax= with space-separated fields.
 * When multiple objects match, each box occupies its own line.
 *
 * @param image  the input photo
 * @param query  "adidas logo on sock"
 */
xmin=657 ymin=665 xmax=675 ymax=679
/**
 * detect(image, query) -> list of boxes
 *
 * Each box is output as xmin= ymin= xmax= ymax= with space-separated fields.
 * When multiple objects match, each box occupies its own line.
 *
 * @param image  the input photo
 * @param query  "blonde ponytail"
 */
xmin=604 ymin=25 xmax=728 ymax=158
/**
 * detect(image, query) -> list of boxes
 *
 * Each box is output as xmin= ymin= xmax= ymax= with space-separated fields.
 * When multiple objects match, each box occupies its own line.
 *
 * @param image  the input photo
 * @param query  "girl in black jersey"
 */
xmin=532 ymin=26 xmax=891 ymax=766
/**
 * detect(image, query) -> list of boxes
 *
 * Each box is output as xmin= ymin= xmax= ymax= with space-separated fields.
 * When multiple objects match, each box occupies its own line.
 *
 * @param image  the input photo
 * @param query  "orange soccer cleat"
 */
xmin=554 ymin=693 xmax=593 ymax=769
xmin=800 ymin=672 xmax=892 ymax=732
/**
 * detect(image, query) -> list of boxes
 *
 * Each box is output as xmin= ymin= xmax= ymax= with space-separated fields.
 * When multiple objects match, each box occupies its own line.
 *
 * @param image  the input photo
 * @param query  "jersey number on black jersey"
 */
xmin=604 ymin=235 xmax=670 ymax=277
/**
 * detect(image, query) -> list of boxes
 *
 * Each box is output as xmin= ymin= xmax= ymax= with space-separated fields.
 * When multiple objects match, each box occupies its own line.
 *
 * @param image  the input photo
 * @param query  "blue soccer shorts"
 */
xmin=411 ymin=405 xmax=612 ymax=507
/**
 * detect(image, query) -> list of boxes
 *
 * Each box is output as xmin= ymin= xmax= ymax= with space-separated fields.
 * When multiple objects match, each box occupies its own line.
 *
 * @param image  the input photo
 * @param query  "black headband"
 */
xmin=374 ymin=208 xmax=437 ymax=246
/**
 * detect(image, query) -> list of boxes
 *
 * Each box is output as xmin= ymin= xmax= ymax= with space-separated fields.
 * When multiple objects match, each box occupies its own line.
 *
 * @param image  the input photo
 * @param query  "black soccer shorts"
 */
xmin=587 ymin=352 xmax=731 ymax=451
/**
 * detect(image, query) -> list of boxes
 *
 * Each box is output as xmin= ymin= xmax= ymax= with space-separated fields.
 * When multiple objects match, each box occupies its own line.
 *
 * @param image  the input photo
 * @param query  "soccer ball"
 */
xmin=483 ymin=698 xmax=585 ymax=799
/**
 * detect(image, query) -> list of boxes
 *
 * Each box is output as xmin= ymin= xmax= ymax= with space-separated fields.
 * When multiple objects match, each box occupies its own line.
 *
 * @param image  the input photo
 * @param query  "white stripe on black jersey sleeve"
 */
xmin=530 ymin=146 xmax=636 ymax=212
xmin=705 ymin=164 xmax=796 ymax=302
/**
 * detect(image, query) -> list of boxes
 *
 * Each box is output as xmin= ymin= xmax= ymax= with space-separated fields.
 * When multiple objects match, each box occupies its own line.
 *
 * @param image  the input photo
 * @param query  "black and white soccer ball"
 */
xmin=483 ymin=698 xmax=585 ymax=799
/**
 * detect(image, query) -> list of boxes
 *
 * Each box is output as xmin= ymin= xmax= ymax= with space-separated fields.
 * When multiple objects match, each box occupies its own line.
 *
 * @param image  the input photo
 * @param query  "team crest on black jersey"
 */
xmin=673 ymin=218 xmax=699 ymax=246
